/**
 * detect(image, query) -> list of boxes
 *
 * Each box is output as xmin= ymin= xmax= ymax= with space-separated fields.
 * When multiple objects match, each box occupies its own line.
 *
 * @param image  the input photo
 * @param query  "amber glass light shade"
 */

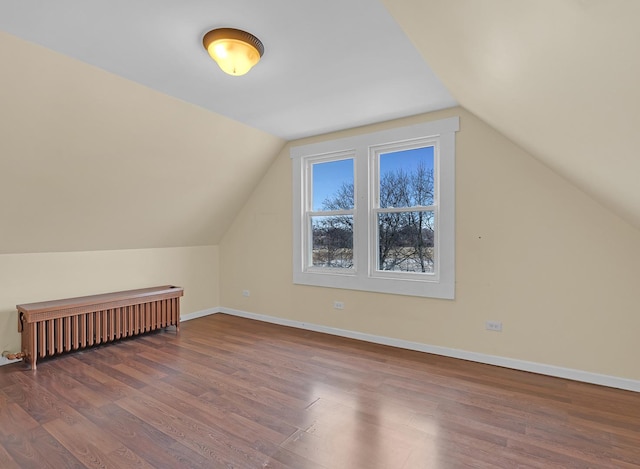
xmin=203 ymin=28 xmax=264 ymax=76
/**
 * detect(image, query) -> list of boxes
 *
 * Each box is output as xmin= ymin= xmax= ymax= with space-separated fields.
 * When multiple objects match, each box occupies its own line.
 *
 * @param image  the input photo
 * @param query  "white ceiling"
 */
xmin=0 ymin=0 xmax=456 ymax=140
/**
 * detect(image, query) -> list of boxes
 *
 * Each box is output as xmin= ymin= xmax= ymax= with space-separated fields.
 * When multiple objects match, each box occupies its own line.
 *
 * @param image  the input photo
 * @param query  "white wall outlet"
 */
xmin=242 ymin=290 xmax=250 ymax=297
xmin=485 ymin=320 xmax=503 ymax=332
xmin=333 ymin=301 xmax=344 ymax=310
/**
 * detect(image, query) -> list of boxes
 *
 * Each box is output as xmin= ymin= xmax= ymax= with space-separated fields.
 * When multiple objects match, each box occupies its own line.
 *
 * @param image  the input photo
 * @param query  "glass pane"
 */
xmin=311 ymin=215 xmax=353 ymax=268
xmin=377 ymin=211 xmax=434 ymax=273
xmin=379 ymin=146 xmax=434 ymax=208
xmin=312 ymin=159 xmax=354 ymax=211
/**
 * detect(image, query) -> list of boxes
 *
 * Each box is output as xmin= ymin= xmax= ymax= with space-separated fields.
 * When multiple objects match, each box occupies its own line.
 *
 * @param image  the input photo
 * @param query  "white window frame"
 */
xmin=291 ymin=116 xmax=459 ymax=299
xmin=369 ymin=137 xmax=440 ymax=281
xmin=304 ymin=151 xmax=356 ymax=273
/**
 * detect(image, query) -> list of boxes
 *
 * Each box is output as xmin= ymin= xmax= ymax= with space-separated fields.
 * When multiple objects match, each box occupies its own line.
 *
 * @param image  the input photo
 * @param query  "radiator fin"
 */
xmin=17 ymin=286 xmax=183 ymax=370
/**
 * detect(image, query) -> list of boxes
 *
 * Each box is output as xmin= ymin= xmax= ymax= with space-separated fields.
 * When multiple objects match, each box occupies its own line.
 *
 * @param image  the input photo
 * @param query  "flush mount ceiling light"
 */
xmin=202 ymin=28 xmax=264 ymax=76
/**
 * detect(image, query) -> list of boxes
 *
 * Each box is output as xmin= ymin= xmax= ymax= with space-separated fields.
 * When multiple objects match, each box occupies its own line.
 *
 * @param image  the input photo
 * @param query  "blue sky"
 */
xmin=380 ymin=146 xmax=433 ymax=178
xmin=312 ymin=146 xmax=434 ymax=210
xmin=312 ymin=158 xmax=354 ymax=210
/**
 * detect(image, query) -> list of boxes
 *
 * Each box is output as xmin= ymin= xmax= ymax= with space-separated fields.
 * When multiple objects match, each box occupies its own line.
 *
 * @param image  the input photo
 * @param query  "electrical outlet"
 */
xmin=485 ymin=320 xmax=503 ymax=332
xmin=242 ymin=290 xmax=250 ymax=297
xmin=333 ymin=301 xmax=344 ymax=310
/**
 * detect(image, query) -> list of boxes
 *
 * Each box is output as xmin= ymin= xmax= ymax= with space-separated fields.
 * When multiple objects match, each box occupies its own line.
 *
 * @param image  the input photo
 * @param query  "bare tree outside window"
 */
xmin=319 ymin=156 xmax=435 ymax=273
xmin=311 ymin=214 xmax=353 ymax=268
xmin=311 ymin=159 xmax=354 ymax=268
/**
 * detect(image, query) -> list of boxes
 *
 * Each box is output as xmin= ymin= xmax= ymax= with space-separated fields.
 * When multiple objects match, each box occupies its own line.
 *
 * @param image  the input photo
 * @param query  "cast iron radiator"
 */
xmin=16 ymin=285 xmax=184 ymax=370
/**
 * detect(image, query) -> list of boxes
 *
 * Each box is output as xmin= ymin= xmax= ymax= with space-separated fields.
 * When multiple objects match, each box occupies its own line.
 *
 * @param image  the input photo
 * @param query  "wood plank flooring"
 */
xmin=0 ymin=313 xmax=638 ymax=468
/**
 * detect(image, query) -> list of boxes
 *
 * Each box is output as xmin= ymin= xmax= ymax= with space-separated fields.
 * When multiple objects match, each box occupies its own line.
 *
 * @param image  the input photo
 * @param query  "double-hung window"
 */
xmin=291 ymin=116 xmax=459 ymax=299
xmin=307 ymin=153 xmax=356 ymax=271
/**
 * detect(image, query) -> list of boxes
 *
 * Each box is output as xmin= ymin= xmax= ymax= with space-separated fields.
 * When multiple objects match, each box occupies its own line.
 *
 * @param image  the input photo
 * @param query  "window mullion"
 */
xmin=354 ymin=143 xmax=369 ymax=277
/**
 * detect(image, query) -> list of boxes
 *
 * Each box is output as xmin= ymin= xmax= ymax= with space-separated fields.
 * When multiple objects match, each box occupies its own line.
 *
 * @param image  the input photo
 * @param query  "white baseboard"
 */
xmin=6 ymin=305 xmax=638 ymax=393
xmin=208 ymin=306 xmax=640 ymax=393
xmin=181 ymin=307 xmax=219 ymax=322
xmin=0 ymin=356 xmax=22 ymax=367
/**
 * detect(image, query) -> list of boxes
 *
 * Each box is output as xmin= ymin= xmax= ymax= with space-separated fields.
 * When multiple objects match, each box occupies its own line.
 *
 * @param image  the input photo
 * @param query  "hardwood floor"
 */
xmin=0 ymin=313 xmax=638 ymax=468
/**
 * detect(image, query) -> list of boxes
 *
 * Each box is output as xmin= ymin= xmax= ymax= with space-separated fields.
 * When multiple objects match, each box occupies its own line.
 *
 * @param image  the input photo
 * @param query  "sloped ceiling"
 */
xmin=2 ymin=1 xmax=639 ymax=256
xmin=0 ymin=32 xmax=284 ymax=253
xmin=383 ymin=0 xmax=640 ymax=230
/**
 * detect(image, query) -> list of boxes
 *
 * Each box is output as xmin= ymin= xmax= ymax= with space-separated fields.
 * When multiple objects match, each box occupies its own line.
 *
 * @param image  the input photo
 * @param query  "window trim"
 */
xmin=291 ymin=116 xmax=459 ymax=299
xmin=369 ymin=138 xmax=439 ymax=282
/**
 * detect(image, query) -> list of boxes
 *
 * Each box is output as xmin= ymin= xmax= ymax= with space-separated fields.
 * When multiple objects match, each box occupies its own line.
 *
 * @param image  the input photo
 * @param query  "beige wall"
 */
xmin=0 ymin=31 xmax=284 ymax=254
xmin=220 ymin=107 xmax=640 ymax=381
xmin=0 ymin=245 xmax=218 ymax=354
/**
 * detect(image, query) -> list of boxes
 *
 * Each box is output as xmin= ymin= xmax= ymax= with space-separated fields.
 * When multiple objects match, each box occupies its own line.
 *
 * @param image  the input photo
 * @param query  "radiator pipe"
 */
xmin=2 ymin=351 xmax=25 ymax=360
